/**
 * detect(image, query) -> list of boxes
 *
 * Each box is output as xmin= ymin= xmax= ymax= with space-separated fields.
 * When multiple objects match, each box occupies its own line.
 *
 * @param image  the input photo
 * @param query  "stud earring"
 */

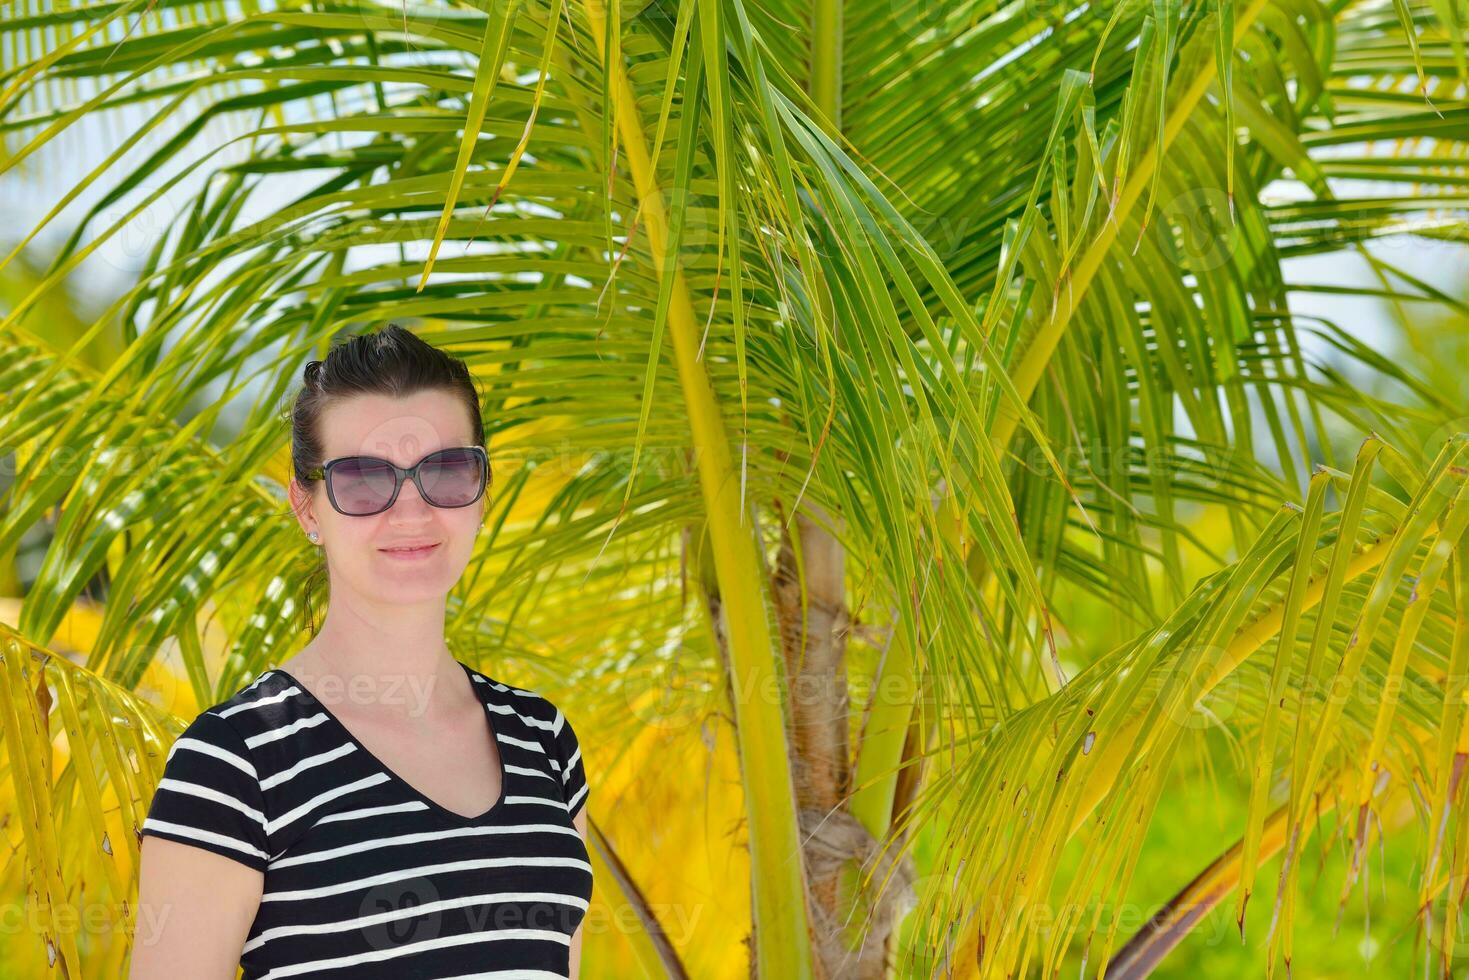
xmin=308 ymin=531 xmax=319 ymax=543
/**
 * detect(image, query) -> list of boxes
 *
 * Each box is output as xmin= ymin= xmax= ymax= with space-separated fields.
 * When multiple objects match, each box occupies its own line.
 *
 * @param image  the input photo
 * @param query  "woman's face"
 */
xmin=289 ymin=389 xmax=485 ymax=609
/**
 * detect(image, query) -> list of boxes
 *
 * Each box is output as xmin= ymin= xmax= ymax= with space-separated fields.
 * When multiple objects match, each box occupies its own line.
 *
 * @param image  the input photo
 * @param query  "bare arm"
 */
xmin=129 ymin=836 xmax=264 ymax=980
xmin=569 ymin=806 xmax=588 ymax=980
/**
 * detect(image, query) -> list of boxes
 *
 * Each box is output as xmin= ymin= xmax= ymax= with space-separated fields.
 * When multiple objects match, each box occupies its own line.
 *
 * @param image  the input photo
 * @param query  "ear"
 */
xmin=287 ymin=478 xmax=317 ymax=534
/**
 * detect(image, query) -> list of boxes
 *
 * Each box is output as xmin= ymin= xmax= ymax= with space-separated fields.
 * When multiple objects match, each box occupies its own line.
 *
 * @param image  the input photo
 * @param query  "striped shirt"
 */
xmin=140 ymin=660 xmax=592 ymax=979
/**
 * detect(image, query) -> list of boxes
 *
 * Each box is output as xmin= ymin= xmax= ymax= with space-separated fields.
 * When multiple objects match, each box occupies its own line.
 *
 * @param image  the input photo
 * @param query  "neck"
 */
xmin=301 ymin=591 xmax=465 ymax=720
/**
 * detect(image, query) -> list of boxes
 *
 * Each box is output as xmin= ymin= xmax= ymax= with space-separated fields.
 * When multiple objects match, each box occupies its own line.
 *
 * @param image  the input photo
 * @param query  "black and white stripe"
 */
xmin=141 ymin=661 xmax=592 ymax=979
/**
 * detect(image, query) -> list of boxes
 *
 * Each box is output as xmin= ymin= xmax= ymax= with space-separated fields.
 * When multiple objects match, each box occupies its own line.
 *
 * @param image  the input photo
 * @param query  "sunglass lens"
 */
xmin=418 ymin=448 xmax=484 ymax=507
xmin=331 ymin=457 xmax=398 ymax=515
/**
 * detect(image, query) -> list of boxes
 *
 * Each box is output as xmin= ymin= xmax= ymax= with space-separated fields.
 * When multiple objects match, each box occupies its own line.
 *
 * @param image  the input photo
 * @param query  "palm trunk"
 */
xmin=773 ymin=503 xmax=852 ymax=977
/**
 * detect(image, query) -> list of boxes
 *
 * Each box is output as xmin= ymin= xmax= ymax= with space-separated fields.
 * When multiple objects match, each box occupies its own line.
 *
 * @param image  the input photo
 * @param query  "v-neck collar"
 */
xmin=268 ymin=659 xmax=508 ymax=824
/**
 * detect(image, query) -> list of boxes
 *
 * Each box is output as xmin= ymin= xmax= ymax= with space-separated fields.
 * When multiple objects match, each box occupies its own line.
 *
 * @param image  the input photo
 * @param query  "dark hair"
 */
xmin=289 ymin=323 xmax=487 ymax=636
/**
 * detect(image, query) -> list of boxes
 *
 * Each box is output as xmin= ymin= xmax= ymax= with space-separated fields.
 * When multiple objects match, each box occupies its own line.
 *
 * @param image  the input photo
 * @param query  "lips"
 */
xmin=379 ymin=542 xmax=441 ymax=558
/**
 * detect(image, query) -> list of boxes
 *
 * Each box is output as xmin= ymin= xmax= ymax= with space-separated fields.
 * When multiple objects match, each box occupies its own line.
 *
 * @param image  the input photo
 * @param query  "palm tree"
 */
xmin=1 ymin=0 xmax=1466 ymax=975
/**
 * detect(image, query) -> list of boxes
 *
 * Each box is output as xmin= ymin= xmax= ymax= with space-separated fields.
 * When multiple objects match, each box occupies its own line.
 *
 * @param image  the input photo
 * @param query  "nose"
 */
xmin=388 ymin=473 xmax=435 ymax=518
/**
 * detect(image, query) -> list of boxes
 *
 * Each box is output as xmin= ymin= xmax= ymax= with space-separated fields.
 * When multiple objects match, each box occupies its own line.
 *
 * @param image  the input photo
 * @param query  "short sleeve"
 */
xmin=551 ymin=706 xmax=589 ymax=821
xmin=140 ymin=709 xmax=271 ymax=872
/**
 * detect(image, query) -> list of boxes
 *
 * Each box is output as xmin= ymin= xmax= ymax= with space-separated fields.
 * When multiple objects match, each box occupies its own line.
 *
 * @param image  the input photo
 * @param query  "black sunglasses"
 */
xmin=305 ymin=446 xmax=489 ymax=517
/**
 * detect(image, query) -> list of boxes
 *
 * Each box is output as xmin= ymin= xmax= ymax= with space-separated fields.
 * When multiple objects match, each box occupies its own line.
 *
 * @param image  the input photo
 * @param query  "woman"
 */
xmin=130 ymin=325 xmax=592 ymax=979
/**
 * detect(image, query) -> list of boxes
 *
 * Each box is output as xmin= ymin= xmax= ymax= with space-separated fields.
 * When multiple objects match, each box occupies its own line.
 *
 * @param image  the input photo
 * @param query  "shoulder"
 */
xmin=462 ymin=663 xmax=572 ymax=740
xmin=143 ymin=674 xmax=296 ymax=868
xmin=159 ymin=669 xmax=274 ymax=764
xmin=461 ymin=664 xmax=589 ymax=818
xmin=159 ymin=709 xmax=255 ymax=790
xmin=173 ymin=668 xmax=322 ymax=764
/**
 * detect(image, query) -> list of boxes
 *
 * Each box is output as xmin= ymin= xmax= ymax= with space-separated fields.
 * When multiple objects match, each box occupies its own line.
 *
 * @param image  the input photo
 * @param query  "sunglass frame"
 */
xmin=305 ymin=445 xmax=489 ymax=516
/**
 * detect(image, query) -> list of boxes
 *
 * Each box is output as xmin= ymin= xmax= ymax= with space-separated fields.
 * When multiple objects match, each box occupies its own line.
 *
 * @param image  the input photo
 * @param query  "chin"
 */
xmin=370 ymin=552 xmax=467 ymax=590
xmin=369 ymin=580 xmax=456 ymax=606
